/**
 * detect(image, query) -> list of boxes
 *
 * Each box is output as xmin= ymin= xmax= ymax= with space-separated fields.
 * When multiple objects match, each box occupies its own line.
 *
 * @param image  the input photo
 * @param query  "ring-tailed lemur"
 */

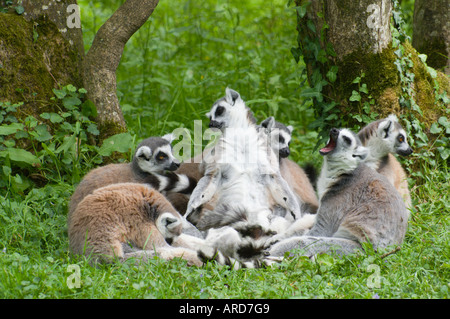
xmin=170 ymin=93 xmax=318 ymax=218
xmin=267 ymin=128 xmax=409 ymax=258
xmin=68 ymin=183 xmax=203 ymax=266
xmin=357 ymin=114 xmax=413 ymax=211
xmin=184 ymin=88 xmax=301 ymax=267
xmin=259 ymin=116 xmax=319 ymax=215
xmin=68 ymin=134 xmax=198 ymax=223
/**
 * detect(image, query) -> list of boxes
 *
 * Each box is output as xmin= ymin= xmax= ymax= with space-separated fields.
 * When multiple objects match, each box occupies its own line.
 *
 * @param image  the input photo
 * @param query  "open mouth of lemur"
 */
xmin=319 ymin=128 xmax=339 ymax=155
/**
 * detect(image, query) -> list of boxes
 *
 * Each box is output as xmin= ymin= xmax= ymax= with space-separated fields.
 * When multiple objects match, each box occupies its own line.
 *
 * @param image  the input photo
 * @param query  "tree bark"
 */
xmin=293 ymin=0 xmax=449 ymax=137
xmin=0 ymin=3 xmax=83 ymax=113
xmin=82 ymin=0 xmax=160 ymax=137
xmin=412 ymin=0 xmax=450 ymax=75
xmin=3 ymin=0 xmax=160 ymax=140
xmin=19 ymin=0 xmax=84 ymax=61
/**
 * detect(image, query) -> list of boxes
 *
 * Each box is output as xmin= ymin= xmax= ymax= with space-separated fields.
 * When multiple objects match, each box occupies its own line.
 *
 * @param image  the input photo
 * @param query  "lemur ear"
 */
xmin=387 ymin=114 xmax=399 ymax=123
xmin=162 ymin=133 xmax=175 ymax=144
xmin=353 ymin=145 xmax=369 ymax=161
xmin=135 ymin=145 xmax=152 ymax=159
xmin=261 ymin=116 xmax=275 ymax=130
xmin=378 ymin=118 xmax=393 ymax=138
xmin=225 ymin=87 xmax=241 ymax=106
xmin=287 ymin=125 xmax=294 ymax=134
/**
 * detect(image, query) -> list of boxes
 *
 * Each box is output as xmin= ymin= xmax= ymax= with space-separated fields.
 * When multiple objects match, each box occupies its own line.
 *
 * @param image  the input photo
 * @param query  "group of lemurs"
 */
xmin=68 ymin=87 xmax=413 ymax=268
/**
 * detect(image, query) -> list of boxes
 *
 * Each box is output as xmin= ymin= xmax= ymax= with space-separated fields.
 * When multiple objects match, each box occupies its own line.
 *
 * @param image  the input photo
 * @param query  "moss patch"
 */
xmin=402 ymin=41 xmax=449 ymax=128
xmin=330 ymin=45 xmax=400 ymax=124
xmin=331 ymin=40 xmax=449 ymax=132
xmin=0 ymin=12 xmax=82 ymax=119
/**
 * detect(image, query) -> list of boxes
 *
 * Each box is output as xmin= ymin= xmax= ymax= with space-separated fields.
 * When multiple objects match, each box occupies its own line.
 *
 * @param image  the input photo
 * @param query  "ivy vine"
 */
xmin=290 ymin=0 xmax=340 ymax=148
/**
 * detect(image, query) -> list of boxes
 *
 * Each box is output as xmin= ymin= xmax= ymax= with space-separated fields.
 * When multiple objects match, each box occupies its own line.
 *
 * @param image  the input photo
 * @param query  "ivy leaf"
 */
xmin=81 ymin=99 xmax=97 ymax=118
xmin=349 ymin=90 xmax=361 ymax=102
xmin=98 ymin=133 xmax=134 ymax=156
xmin=326 ymin=66 xmax=338 ymax=83
xmin=294 ymin=5 xmax=307 ymax=18
xmin=40 ymin=112 xmax=64 ymax=124
xmin=15 ymin=5 xmax=24 ymax=15
xmin=34 ymin=124 xmax=53 ymax=142
xmin=438 ymin=117 xmax=449 ymax=129
xmin=52 ymin=88 xmax=66 ymax=99
xmin=290 ymin=47 xmax=301 ymax=63
xmin=0 ymin=148 xmax=39 ymax=166
xmin=430 ymin=123 xmax=442 ymax=134
xmin=63 ymin=96 xmax=82 ymax=109
xmin=352 ymin=76 xmax=361 ymax=84
xmin=0 ymin=123 xmax=24 ymax=135
xmin=87 ymin=123 xmax=99 ymax=136
xmin=359 ymin=83 xmax=369 ymax=94
xmin=437 ymin=146 xmax=450 ymax=160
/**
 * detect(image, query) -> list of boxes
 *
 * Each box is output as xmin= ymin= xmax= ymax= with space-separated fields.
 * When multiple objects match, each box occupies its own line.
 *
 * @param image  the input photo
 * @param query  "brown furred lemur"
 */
xmin=68 ymin=134 xmax=197 ymax=223
xmin=68 ymin=182 xmax=203 ymax=266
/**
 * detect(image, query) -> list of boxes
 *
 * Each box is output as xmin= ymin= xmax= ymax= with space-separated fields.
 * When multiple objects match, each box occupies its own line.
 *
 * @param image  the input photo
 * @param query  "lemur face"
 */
xmin=134 ymin=134 xmax=180 ymax=173
xmin=320 ymin=128 xmax=368 ymax=164
xmin=260 ymin=117 xmax=293 ymax=159
xmin=377 ymin=115 xmax=413 ymax=156
xmin=206 ymin=87 xmax=247 ymax=130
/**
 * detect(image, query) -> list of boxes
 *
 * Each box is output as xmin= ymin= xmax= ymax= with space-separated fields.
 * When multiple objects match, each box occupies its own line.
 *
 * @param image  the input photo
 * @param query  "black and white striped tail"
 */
xmin=143 ymin=172 xmax=197 ymax=194
xmin=196 ymin=238 xmax=278 ymax=270
xmin=197 ymin=247 xmax=263 ymax=270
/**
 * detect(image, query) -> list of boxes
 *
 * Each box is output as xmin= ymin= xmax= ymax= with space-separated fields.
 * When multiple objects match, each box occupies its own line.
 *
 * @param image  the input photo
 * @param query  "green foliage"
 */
xmin=347 ymin=72 xmax=379 ymax=130
xmin=391 ymin=0 xmax=449 ymax=169
xmin=0 ymin=0 xmax=448 ymax=300
xmin=80 ymin=0 xmax=316 ymax=158
xmin=290 ymin=0 xmax=339 ymax=148
xmin=0 ymin=1 xmax=23 ymax=14
xmin=0 ymin=85 xmax=133 ymax=196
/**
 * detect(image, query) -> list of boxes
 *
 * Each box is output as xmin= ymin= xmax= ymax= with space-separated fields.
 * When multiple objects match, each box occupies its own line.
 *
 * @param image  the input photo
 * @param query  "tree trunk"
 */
xmin=0 ymin=3 xmax=83 ymax=115
xmin=293 ymin=0 xmax=449 ymax=143
xmin=82 ymin=0 xmax=160 ymax=138
xmin=412 ymin=0 xmax=450 ymax=75
xmin=2 ymin=0 xmax=160 ymax=140
xmin=20 ymin=0 xmax=84 ymax=61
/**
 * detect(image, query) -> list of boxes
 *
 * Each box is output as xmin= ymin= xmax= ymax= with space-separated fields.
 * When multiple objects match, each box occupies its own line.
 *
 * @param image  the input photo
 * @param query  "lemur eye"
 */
xmin=156 ymin=152 xmax=167 ymax=161
xmin=215 ymin=106 xmax=225 ymax=117
xmin=343 ymin=136 xmax=352 ymax=145
xmin=279 ymin=135 xmax=285 ymax=144
xmin=397 ymin=134 xmax=404 ymax=143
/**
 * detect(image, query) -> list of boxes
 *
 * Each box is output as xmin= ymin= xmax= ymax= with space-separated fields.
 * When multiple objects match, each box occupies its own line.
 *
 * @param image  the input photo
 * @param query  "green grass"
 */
xmin=0 ymin=0 xmax=448 ymax=299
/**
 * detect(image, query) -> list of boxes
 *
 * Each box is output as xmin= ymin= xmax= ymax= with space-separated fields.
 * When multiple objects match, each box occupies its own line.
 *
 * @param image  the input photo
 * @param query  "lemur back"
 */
xmin=68 ymin=135 xmax=197 ymax=222
xmin=268 ymin=128 xmax=409 ymax=258
xmin=357 ymin=114 xmax=412 ymax=211
xmin=68 ymin=183 xmax=203 ymax=266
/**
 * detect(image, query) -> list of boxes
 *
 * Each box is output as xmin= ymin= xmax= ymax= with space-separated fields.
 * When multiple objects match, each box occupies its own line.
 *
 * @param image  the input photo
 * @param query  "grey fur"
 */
xmin=268 ymin=128 xmax=408 ymax=258
xmin=357 ymin=114 xmax=413 ymax=210
xmin=68 ymin=136 xmax=197 ymax=223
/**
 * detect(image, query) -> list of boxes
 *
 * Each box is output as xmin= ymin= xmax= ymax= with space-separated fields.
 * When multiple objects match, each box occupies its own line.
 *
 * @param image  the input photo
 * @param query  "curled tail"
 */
xmin=147 ymin=172 xmax=198 ymax=194
xmin=197 ymin=245 xmax=279 ymax=269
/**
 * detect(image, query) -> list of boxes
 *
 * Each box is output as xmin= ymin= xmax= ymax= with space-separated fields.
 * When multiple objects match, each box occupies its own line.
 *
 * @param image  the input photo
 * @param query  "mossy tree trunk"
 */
xmin=412 ymin=0 xmax=450 ymax=75
xmin=293 ymin=0 xmax=449 ymax=143
xmin=0 ymin=5 xmax=83 ymax=115
xmin=2 ymin=0 xmax=160 ymax=140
